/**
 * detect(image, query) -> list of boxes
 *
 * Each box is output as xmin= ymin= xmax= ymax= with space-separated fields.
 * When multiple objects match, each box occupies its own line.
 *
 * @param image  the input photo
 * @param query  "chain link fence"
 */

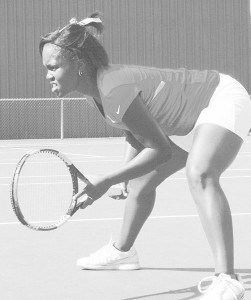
xmin=0 ymin=98 xmax=123 ymax=140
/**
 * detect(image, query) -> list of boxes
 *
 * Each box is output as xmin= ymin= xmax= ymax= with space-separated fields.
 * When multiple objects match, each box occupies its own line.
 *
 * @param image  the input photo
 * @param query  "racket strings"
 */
xmin=17 ymin=153 xmax=74 ymax=227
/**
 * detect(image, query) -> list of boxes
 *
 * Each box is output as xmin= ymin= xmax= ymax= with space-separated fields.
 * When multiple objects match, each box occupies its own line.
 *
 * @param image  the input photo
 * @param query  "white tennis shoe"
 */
xmin=76 ymin=239 xmax=140 ymax=270
xmin=198 ymin=273 xmax=245 ymax=300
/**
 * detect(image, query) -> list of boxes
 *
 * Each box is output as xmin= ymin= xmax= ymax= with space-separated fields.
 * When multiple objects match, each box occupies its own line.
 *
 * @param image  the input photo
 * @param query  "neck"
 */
xmin=76 ymin=69 xmax=102 ymax=102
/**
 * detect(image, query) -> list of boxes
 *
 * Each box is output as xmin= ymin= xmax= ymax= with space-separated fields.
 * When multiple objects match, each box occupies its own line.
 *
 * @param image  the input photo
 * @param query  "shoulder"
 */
xmin=97 ymin=64 xmax=141 ymax=96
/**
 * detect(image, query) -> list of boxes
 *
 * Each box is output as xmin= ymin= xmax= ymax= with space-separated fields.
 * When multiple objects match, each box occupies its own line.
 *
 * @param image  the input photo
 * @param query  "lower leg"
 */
xmin=115 ymin=190 xmax=156 ymax=251
xmin=191 ymin=179 xmax=234 ymax=274
xmin=115 ymin=140 xmax=188 ymax=252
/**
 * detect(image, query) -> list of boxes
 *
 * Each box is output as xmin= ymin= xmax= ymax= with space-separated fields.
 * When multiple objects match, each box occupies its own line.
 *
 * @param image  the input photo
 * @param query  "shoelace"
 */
xmin=198 ymin=275 xmax=238 ymax=300
xmin=89 ymin=239 xmax=116 ymax=264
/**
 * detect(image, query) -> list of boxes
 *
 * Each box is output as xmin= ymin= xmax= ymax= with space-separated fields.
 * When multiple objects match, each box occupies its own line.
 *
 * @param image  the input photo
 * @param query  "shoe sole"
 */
xmin=79 ymin=263 xmax=141 ymax=271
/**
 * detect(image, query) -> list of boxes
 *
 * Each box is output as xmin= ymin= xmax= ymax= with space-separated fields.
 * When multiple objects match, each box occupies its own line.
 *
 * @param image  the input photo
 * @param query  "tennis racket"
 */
xmin=10 ymin=149 xmax=92 ymax=231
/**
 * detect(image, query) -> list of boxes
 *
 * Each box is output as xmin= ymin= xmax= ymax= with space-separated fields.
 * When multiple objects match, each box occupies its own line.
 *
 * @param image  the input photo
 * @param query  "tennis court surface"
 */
xmin=1 ymin=137 xmax=251 ymax=300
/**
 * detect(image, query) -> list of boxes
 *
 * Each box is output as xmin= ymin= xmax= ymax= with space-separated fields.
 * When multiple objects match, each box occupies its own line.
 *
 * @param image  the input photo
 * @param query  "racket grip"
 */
xmin=79 ymin=196 xmax=95 ymax=209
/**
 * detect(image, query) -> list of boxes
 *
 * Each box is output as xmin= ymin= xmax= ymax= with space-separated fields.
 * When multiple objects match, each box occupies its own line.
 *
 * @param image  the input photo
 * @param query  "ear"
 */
xmin=77 ymin=60 xmax=86 ymax=76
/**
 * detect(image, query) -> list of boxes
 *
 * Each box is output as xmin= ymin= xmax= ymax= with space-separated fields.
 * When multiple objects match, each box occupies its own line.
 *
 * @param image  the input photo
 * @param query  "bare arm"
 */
xmin=108 ymin=131 xmax=143 ymax=199
xmin=105 ymin=93 xmax=172 ymax=186
xmin=123 ymin=130 xmax=144 ymax=164
xmin=75 ymin=93 xmax=172 ymax=203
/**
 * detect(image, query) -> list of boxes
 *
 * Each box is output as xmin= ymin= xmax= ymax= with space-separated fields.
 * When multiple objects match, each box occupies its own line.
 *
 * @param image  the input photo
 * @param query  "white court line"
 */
xmin=1 ymin=212 xmax=250 ymax=226
xmin=0 ymin=158 xmax=122 ymax=166
xmin=64 ymin=153 xmax=122 ymax=158
xmin=0 ymin=152 xmax=123 ymax=159
xmin=0 ymin=137 xmax=250 ymax=149
xmin=0 ymin=147 xmax=36 ymax=152
xmin=69 ymin=212 xmax=251 ymax=222
xmin=169 ymin=169 xmax=251 ymax=173
xmin=0 ymin=139 xmax=124 ymax=149
xmin=1 ymin=168 xmax=251 ymax=181
xmin=1 ymin=174 xmax=251 ymax=186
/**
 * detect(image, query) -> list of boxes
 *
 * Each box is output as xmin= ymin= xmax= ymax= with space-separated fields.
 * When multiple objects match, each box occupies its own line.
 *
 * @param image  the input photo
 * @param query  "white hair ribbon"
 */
xmin=60 ymin=17 xmax=102 ymax=32
xmin=78 ymin=17 xmax=102 ymax=26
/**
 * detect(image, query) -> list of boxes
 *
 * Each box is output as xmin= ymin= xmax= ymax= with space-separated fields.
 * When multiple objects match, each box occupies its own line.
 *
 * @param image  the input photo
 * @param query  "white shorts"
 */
xmin=169 ymin=74 xmax=251 ymax=152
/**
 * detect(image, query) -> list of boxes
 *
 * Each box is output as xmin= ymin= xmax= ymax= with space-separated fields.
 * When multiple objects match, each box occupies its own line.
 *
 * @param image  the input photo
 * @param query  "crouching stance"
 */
xmin=40 ymin=12 xmax=250 ymax=300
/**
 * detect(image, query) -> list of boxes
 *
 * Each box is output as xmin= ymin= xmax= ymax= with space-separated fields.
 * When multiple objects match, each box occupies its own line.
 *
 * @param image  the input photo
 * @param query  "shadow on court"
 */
xmin=141 ymin=267 xmax=251 ymax=274
xmin=123 ymin=285 xmax=199 ymax=300
xmin=123 ymin=268 xmax=251 ymax=300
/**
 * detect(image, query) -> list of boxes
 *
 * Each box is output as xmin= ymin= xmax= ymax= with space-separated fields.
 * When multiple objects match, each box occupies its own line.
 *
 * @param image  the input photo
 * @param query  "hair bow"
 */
xmin=59 ymin=17 xmax=102 ymax=32
xmin=78 ymin=17 xmax=102 ymax=26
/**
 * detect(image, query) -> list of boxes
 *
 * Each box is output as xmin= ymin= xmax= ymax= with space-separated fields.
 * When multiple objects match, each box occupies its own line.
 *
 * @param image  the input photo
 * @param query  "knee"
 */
xmin=127 ymin=182 xmax=156 ymax=203
xmin=186 ymin=163 xmax=219 ymax=192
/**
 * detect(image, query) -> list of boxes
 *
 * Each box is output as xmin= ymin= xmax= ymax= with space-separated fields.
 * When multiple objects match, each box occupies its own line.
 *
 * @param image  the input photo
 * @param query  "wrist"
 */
xmin=103 ymin=175 xmax=114 ymax=188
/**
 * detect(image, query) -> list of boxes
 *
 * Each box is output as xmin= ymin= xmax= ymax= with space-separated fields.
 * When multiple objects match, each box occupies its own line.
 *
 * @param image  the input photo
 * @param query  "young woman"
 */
xmin=39 ymin=12 xmax=250 ymax=300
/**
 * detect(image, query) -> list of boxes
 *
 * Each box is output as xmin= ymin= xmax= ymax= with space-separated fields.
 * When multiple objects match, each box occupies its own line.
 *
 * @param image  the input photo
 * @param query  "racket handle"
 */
xmin=79 ymin=196 xmax=95 ymax=209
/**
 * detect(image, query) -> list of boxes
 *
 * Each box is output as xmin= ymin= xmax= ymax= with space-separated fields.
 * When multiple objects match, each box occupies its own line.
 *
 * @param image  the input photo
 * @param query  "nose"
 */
xmin=46 ymin=70 xmax=54 ymax=81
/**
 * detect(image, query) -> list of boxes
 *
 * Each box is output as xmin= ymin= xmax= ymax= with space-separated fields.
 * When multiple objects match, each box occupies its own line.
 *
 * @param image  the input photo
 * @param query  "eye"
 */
xmin=47 ymin=65 xmax=58 ymax=71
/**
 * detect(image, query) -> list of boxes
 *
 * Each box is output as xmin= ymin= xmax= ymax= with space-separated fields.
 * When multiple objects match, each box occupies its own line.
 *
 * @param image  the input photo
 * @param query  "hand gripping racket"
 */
xmin=10 ymin=149 xmax=91 ymax=231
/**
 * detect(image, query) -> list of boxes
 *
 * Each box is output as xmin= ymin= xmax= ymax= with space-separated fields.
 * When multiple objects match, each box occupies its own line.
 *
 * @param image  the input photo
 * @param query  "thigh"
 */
xmin=129 ymin=139 xmax=188 ymax=195
xmin=187 ymin=124 xmax=243 ymax=176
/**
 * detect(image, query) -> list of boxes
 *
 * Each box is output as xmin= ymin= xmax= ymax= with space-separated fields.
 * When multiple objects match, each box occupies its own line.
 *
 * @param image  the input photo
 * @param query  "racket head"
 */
xmin=10 ymin=149 xmax=82 ymax=231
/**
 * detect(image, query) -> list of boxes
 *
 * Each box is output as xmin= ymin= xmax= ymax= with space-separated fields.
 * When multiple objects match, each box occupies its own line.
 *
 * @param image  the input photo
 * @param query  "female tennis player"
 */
xmin=39 ymin=12 xmax=250 ymax=300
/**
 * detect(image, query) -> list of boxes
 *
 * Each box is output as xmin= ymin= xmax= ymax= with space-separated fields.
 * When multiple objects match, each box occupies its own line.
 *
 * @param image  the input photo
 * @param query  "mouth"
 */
xmin=50 ymin=82 xmax=58 ymax=91
xmin=50 ymin=82 xmax=63 ymax=97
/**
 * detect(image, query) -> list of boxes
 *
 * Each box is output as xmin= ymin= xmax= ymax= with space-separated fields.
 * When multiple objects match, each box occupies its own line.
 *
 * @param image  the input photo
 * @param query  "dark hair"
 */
xmin=39 ymin=12 xmax=109 ymax=71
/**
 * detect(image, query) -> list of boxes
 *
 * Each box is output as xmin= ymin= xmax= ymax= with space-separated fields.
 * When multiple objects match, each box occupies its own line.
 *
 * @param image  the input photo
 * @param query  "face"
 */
xmin=42 ymin=43 xmax=79 ymax=97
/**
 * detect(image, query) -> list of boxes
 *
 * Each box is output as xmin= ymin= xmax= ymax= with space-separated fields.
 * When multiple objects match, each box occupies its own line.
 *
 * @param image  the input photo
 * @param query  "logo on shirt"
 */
xmin=153 ymin=81 xmax=166 ymax=99
xmin=116 ymin=105 xmax=121 ymax=114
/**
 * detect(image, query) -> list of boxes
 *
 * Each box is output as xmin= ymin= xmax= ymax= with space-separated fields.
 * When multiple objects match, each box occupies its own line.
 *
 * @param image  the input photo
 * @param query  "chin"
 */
xmin=53 ymin=86 xmax=75 ymax=98
xmin=54 ymin=90 xmax=65 ymax=98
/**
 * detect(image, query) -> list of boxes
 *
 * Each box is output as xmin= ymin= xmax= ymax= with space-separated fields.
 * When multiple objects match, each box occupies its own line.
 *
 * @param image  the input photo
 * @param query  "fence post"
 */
xmin=60 ymin=99 xmax=64 ymax=139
